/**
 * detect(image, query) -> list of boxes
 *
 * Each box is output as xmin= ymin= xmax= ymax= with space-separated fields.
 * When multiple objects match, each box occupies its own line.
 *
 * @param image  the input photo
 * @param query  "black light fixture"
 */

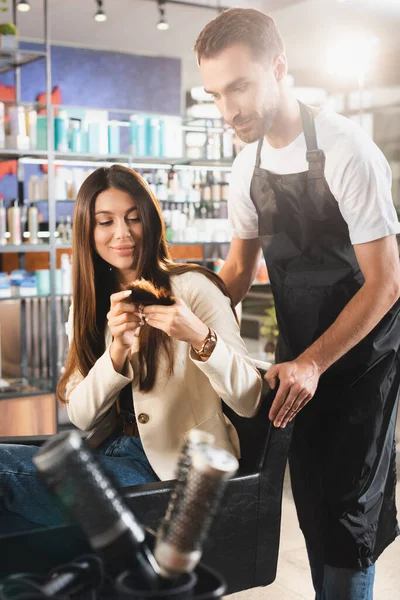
xmin=94 ymin=0 xmax=107 ymax=22
xmin=17 ymin=0 xmax=31 ymax=11
xmin=157 ymin=0 xmax=169 ymax=31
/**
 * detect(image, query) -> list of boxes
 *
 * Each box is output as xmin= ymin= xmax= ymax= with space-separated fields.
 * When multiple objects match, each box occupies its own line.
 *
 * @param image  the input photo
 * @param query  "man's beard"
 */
xmin=233 ymin=107 xmax=278 ymax=144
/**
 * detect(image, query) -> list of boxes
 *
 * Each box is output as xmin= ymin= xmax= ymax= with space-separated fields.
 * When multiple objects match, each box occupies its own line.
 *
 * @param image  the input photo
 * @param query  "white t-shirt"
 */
xmin=228 ymin=108 xmax=400 ymax=245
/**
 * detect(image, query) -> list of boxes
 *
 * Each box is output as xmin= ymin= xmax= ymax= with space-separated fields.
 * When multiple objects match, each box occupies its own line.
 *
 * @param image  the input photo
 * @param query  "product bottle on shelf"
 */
xmin=108 ymin=120 xmax=120 ymax=155
xmin=70 ymin=120 xmax=82 ymax=153
xmin=202 ymin=178 xmax=211 ymax=203
xmin=167 ymin=168 xmax=178 ymax=200
xmin=20 ymin=201 xmax=28 ymax=239
xmin=56 ymin=217 xmax=66 ymax=245
xmin=0 ymin=196 xmax=6 ymax=245
xmin=40 ymin=174 xmax=48 ymax=200
xmin=222 ymin=127 xmax=234 ymax=159
xmin=7 ymin=199 xmax=22 ymax=245
xmin=156 ymin=169 xmax=168 ymax=201
xmin=28 ymin=203 xmax=39 ymax=244
xmin=220 ymin=179 xmax=229 ymax=202
xmin=190 ymin=171 xmax=202 ymax=205
xmin=129 ymin=115 xmax=146 ymax=156
xmin=26 ymin=109 xmax=37 ymax=150
xmin=159 ymin=117 xmax=166 ymax=157
xmin=212 ymin=132 xmax=221 ymax=160
xmin=205 ymin=121 xmax=214 ymax=161
xmin=7 ymin=105 xmax=28 ymax=149
xmin=146 ymin=117 xmax=160 ymax=157
xmin=61 ymin=253 xmax=72 ymax=294
xmin=54 ymin=109 xmax=69 ymax=152
xmin=187 ymin=201 xmax=196 ymax=227
xmin=65 ymin=215 xmax=73 ymax=244
xmin=28 ymin=175 xmax=41 ymax=201
xmin=164 ymin=203 xmax=173 ymax=243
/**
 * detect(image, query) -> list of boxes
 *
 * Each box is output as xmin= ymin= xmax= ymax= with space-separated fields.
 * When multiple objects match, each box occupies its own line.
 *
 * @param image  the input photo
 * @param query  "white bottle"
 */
xmin=65 ymin=215 xmax=73 ymax=244
xmin=40 ymin=174 xmax=48 ymax=200
xmin=28 ymin=175 xmax=41 ymax=201
xmin=0 ymin=197 xmax=6 ymax=245
xmin=7 ymin=199 xmax=22 ymax=245
xmin=27 ymin=109 xmax=37 ymax=150
xmin=61 ymin=253 xmax=72 ymax=294
xmin=222 ymin=128 xmax=234 ymax=159
xmin=57 ymin=217 xmax=66 ymax=244
xmin=9 ymin=106 xmax=27 ymax=137
xmin=28 ymin=203 xmax=39 ymax=244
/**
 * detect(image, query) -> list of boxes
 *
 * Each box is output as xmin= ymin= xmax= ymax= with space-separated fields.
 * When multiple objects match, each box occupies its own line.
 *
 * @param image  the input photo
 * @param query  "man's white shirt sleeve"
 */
xmin=336 ymin=135 xmax=400 ymax=245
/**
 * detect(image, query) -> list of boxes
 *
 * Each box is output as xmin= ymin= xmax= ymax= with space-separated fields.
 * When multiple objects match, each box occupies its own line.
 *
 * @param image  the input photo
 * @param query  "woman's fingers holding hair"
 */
xmin=110 ymin=290 xmax=132 ymax=306
xmin=108 ymin=312 xmax=141 ymax=327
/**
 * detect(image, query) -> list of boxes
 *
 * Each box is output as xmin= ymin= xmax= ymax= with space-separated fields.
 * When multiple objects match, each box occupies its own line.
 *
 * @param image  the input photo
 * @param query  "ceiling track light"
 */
xmin=17 ymin=0 xmax=31 ymax=12
xmin=94 ymin=0 xmax=107 ymax=22
xmin=157 ymin=0 xmax=169 ymax=31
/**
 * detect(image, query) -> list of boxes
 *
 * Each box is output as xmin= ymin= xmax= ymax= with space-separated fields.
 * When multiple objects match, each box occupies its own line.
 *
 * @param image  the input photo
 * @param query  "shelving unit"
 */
xmin=0 ymin=48 xmax=47 ymax=73
xmin=0 ymin=0 xmax=58 ymax=410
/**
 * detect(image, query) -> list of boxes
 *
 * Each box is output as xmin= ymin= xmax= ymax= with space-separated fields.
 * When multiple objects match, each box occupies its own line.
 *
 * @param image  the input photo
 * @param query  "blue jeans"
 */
xmin=0 ymin=433 xmax=158 ymax=531
xmin=307 ymin=545 xmax=376 ymax=600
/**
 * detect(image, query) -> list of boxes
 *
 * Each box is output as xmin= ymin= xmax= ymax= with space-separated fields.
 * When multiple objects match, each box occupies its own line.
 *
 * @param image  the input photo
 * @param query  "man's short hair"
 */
xmin=195 ymin=8 xmax=284 ymax=65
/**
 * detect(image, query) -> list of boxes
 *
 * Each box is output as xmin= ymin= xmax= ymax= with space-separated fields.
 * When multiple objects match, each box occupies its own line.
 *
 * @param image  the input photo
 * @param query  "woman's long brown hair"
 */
xmin=57 ymin=165 xmax=236 ymax=401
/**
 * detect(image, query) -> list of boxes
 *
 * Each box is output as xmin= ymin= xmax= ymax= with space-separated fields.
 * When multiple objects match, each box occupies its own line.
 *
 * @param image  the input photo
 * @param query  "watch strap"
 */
xmin=192 ymin=327 xmax=217 ymax=358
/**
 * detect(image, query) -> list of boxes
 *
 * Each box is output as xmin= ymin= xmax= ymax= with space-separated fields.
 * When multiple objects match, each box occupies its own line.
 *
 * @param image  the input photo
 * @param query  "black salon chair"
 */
xmin=0 ymin=374 xmax=293 ymax=594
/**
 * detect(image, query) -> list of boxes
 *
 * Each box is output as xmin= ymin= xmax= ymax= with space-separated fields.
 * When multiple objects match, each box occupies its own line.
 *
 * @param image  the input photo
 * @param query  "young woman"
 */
xmin=0 ymin=165 xmax=264 ymax=529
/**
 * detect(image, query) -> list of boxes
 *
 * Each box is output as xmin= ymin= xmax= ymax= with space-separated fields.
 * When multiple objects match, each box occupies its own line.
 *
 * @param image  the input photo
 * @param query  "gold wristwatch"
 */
xmin=192 ymin=327 xmax=217 ymax=359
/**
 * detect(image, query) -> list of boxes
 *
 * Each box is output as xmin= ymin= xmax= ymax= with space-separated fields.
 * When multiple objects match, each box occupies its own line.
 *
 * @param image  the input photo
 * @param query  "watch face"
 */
xmin=203 ymin=337 xmax=216 ymax=356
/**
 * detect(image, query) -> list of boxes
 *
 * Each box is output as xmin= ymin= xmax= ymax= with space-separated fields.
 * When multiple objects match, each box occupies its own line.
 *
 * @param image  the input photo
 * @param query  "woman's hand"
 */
xmin=142 ymin=298 xmax=209 ymax=349
xmin=107 ymin=290 xmax=142 ymax=372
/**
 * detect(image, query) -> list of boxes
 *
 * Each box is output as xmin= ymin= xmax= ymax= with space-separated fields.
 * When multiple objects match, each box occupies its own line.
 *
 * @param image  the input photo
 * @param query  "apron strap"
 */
xmin=255 ymin=135 xmax=263 ymax=169
xmin=255 ymin=102 xmax=325 ymax=174
xmin=298 ymin=100 xmax=326 ymax=175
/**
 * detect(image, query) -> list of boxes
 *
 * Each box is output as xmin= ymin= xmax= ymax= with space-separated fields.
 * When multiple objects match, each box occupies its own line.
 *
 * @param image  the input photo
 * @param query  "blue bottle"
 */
xmin=36 ymin=115 xmax=47 ymax=151
xmin=88 ymin=122 xmax=100 ymax=154
xmin=70 ymin=120 xmax=82 ymax=153
xmin=146 ymin=117 xmax=160 ymax=157
xmin=54 ymin=110 xmax=69 ymax=152
xmin=129 ymin=115 xmax=146 ymax=157
xmin=108 ymin=120 xmax=120 ymax=155
xmin=159 ymin=118 xmax=166 ymax=158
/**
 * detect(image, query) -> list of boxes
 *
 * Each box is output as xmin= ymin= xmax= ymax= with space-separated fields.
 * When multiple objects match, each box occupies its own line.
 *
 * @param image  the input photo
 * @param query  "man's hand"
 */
xmin=265 ymin=358 xmax=321 ymax=428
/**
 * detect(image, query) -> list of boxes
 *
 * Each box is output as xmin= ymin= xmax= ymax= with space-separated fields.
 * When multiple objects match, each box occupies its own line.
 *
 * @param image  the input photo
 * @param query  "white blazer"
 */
xmin=65 ymin=271 xmax=269 ymax=481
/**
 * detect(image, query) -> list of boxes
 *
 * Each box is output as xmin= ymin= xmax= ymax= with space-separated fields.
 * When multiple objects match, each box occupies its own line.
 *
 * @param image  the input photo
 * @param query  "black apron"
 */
xmin=250 ymin=101 xmax=400 ymax=568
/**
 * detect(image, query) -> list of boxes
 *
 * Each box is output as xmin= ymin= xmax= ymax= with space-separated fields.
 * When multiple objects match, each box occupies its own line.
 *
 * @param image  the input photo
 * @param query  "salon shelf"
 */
xmin=175 ymin=158 xmax=233 ymax=169
xmin=16 ymin=152 xmax=233 ymax=170
xmin=0 ymin=48 xmax=47 ymax=74
xmin=0 ymin=148 xmax=49 ymax=162
xmin=0 ymin=377 xmax=52 ymax=401
xmin=0 ymin=149 xmax=233 ymax=172
xmin=0 ymin=244 xmax=51 ymax=253
xmin=29 ymin=198 xmax=75 ymax=203
xmin=0 ymin=293 xmax=72 ymax=302
xmin=20 ymin=152 xmax=180 ymax=168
